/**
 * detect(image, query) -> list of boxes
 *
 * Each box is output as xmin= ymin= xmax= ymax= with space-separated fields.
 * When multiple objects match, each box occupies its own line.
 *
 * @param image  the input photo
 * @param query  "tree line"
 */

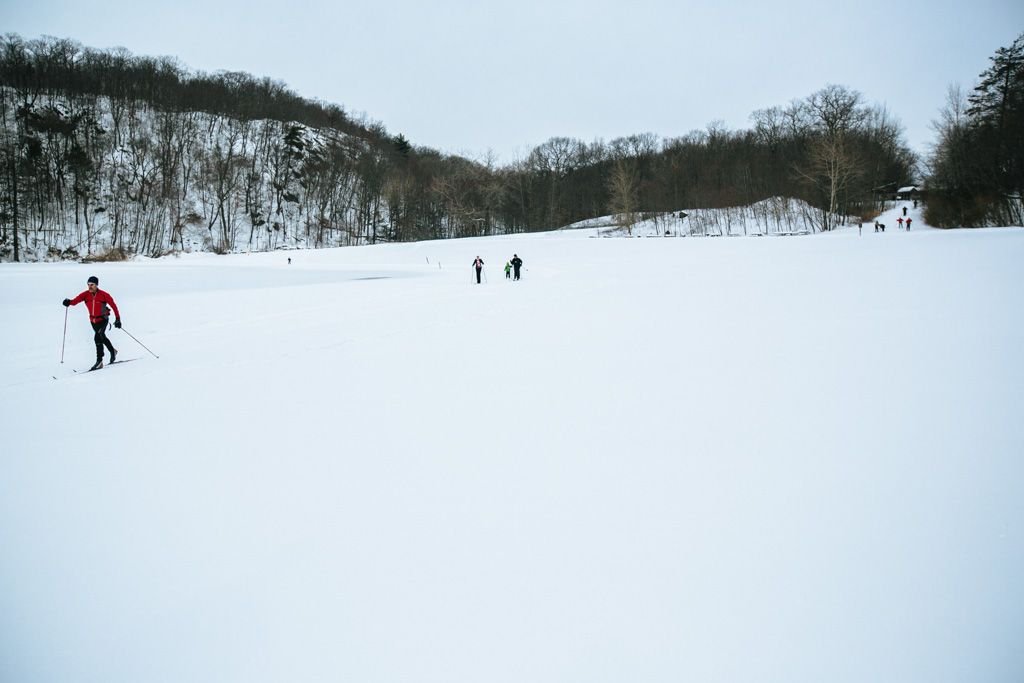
xmin=928 ymin=33 xmax=1024 ymax=227
xmin=0 ymin=34 xmax=916 ymax=261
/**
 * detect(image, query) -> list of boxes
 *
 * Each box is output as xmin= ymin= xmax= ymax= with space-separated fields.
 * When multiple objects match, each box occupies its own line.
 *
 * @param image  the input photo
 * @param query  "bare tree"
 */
xmin=607 ymin=159 xmax=639 ymax=235
xmin=800 ymin=134 xmax=861 ymax=230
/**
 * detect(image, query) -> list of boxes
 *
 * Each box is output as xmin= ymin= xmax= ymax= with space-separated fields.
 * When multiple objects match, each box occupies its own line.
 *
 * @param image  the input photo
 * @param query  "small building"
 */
xmin=895 ymin=185 xmax=920 ymax=200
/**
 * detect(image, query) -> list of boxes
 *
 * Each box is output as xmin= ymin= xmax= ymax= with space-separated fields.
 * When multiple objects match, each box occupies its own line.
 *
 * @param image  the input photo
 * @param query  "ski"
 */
xmin=52 ymin=358 xmax=140 ymax=380
xmin=74 ymin=358 xmax=140 ymax=374
xmin=92 ymin=358 xmax=139 ymax=371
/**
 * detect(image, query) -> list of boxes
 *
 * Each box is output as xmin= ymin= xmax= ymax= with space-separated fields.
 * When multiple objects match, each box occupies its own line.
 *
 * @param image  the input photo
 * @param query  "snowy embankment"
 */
xmin=568 ymin=197 xmax=909 ymax=237
xmin=1 ymin=214 xmax=1022 ymax=683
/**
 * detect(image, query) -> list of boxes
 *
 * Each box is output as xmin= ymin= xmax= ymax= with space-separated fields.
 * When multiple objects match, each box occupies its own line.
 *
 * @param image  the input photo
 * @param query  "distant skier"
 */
xmin=897 ymin=216 xmax=904 ymax=229
xmin=62 ymin=275 xmax=121 ymax=371
xmin=504 ymin=261 xmax=512 ymax=279
xmin=902 ymin=206 xmax=908 ymax=217
xmin=511 ymin=254 xmax=523 ymax=280
xmin=906 ymin=217 xmax=912 ymax=230
xmin=472 ymin=256 xmax=484 ymax=284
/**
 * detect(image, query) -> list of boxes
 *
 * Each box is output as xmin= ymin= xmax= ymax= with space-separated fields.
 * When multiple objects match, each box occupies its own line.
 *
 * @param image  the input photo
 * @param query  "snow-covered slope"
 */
xmin=1 ymin=221 xmax=1022 ymax=683
xmin=566 ymin=198 xmax=933 ymax=237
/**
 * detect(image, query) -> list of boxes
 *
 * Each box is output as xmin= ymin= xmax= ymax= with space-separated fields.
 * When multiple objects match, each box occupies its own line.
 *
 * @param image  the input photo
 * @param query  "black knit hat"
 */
xmin=87 ymin=276 xmax=99 ymax=285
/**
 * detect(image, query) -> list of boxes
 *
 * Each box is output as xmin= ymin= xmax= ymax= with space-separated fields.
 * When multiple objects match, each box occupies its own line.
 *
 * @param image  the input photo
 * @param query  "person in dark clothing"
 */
xmin=902 ymin=206 xmax=908 ymax=217
xmin=472 ymin=256 xmax=484 ymax=284
xmin=511 ymin=254 xmax=523 ymax=280
xmin=63 ymin=275 xmax=121 ymax=370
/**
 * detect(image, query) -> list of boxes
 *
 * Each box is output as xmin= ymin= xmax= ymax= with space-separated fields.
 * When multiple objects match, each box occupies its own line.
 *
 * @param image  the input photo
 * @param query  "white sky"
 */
xmin=3 ymin=0 xmax=1022 ymax=164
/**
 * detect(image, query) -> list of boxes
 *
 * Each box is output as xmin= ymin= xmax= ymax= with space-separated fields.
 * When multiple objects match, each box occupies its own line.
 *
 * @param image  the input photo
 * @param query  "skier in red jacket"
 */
xmin=63 ymin=275 xmax=122 ymax=370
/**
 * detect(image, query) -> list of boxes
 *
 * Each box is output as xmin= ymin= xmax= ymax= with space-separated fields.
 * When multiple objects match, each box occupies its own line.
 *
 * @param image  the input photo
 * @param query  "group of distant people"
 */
xmin=472 ymin=254 xmax=523 ymax=283
xmin=896 ymin=205 xmax=913 ymax=230
xmin=867 ymin=206 xmax=914 ymax=234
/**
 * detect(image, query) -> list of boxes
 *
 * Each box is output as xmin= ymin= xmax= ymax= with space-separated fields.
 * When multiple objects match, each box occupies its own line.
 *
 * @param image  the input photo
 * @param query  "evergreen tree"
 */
xmin=929 ymin=33 xmax=1024 ymax=226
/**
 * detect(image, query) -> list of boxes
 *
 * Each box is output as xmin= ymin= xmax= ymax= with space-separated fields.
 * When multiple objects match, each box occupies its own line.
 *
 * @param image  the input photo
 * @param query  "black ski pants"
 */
xmin=91 ymin=319 xmax=115 ymax=360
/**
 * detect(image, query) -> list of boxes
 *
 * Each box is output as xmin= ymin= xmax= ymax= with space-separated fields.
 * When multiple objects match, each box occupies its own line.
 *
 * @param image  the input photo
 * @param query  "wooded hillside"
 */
xmin=0 ymin=34 xmax=916 ymax=261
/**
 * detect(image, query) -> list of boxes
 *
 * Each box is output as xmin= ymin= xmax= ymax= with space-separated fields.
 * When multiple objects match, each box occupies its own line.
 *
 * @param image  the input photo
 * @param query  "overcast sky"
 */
xmin=3 ymin=0 xmax=1022 ymax=165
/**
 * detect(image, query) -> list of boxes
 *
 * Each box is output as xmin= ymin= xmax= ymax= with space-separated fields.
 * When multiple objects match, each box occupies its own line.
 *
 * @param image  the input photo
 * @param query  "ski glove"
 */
xmin=62 ymin=298 xmax=70 ymax=306
xmin=114 ymin=319 xmax=122 ymax=329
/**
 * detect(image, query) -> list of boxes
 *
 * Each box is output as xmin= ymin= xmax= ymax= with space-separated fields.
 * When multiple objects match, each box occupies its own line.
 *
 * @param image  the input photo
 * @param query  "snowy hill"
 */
xmin=1 ymin=223 xmax=1022 ymax=682
xmin=0 ymin=86 xmax=373 ymax=259
xmin=564 ymin=198 xmax=933 ymax=238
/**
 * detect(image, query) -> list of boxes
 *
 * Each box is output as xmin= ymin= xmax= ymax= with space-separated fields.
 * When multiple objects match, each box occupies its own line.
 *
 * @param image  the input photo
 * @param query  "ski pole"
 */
xmin=60 ymin=306 xmax=68 ymax=364
xmin=118 ymin=327 xmax=160 ymax=359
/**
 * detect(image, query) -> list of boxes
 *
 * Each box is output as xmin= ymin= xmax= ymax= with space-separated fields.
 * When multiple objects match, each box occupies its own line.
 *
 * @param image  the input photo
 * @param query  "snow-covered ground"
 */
xmin=2 ymin=206 xmax=1022 ymax=683
xmin=565 ymin=196 xmax=857 ymax=237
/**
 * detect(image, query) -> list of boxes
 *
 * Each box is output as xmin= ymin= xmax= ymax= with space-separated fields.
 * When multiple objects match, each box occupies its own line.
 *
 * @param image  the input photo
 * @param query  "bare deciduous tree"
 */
xmin=607 ymin=159 xmax=639 ymax=235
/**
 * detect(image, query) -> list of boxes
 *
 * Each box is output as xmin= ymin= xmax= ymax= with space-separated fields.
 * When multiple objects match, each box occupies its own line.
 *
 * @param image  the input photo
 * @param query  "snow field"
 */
xmin=1 ymin=213 xmax=1022 ymax=682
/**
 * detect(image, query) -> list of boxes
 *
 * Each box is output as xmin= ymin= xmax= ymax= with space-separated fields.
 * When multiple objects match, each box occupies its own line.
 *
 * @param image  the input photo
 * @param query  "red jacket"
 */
xmin=69 ymin=289 xmax=121 ymax=323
